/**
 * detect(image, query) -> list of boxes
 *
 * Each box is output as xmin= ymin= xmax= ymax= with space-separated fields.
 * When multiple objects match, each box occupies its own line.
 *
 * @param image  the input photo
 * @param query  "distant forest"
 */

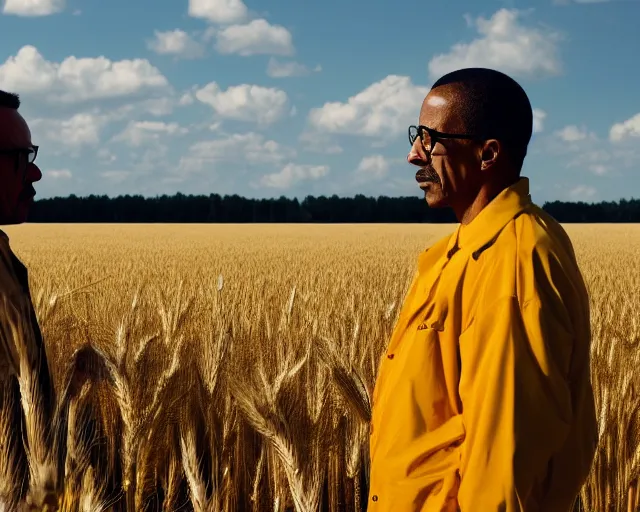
xmin=27 ymin=193 xmax=640 ymax=223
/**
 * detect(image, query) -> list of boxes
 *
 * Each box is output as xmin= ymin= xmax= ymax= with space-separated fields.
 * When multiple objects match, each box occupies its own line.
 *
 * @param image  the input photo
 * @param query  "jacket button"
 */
xmin=372 ymin=495 xmax=378 ymax=502
xmin=387 ymin=353 xmax=394 ymax=359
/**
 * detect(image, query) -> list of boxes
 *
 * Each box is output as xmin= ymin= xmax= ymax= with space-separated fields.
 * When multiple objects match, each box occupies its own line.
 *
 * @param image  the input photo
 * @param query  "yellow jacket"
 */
xmin=368 ymin=178 xmax=598 ymax=511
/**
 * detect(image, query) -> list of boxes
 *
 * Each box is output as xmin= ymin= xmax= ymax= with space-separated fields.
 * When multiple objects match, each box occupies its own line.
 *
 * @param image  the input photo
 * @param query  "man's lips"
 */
xmin=20 ymin=188 xmax=36 ymax=201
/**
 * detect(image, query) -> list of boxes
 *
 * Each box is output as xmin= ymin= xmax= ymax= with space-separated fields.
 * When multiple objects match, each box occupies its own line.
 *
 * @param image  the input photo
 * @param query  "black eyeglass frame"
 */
xmin=408 ymin=125 xmax=479 ymax=152
xmin=0 ymin=145 xmax=39 ymax=183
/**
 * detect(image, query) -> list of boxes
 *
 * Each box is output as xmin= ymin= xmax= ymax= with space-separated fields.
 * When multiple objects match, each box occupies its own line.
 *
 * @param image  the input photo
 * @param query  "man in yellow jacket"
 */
xmin=368 ymin=68 xmax=598 ymax=511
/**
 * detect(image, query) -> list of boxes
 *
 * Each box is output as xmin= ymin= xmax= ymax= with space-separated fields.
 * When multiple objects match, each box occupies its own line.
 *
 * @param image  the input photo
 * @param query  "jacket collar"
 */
xmin=444 ymin=177 xmax=533 ymax=260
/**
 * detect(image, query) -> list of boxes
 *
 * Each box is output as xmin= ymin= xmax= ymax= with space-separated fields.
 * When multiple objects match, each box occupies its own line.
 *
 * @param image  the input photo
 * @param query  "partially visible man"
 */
xmin=0 ymin=90 xmax=55 ymax=455
xmin=368 ymin=69 xmax=597 ymax=511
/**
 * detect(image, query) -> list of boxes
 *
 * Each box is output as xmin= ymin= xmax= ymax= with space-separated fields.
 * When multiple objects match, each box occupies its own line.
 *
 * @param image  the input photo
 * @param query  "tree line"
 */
xmin=27 ymin=193 xmax=640 ymax=223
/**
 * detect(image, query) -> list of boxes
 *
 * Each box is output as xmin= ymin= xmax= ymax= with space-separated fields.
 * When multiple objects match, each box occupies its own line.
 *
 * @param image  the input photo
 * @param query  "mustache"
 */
xmin=416 ymin=166 xmax=441 ymax=183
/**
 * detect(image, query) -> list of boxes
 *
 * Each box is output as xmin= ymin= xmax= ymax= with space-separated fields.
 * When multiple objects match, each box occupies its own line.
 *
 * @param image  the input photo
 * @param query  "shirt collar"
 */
xmin=445 ymin=177 xmax=532 ymax=260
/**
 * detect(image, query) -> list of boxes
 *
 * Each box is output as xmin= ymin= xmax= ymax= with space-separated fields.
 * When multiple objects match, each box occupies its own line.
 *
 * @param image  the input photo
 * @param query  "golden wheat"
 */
xmin=0 ymin=223 xmax=636 ymax=511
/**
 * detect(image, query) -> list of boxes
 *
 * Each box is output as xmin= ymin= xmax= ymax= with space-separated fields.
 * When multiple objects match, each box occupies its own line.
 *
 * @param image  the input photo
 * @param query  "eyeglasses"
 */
xmin=0 ymin=145 xmax=38 ymax=164
xmin=408 ymin=125 xmax=476 ymax=155
xmin=0 ymin=146 xmax=38 ymax=182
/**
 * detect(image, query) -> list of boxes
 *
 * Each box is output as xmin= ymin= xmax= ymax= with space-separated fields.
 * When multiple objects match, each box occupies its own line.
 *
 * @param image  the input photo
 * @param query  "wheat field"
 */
xmin=0 ymin=223 xmax=637 ymax=511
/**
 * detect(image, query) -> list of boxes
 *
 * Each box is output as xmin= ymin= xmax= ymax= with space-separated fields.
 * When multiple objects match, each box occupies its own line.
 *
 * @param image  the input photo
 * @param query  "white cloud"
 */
xmin=139 ymin=97 xmax=176 ymax=117
xmin=3 ymin=0 xmax=64 ymax=16
xmin=79 ymin=96 xmax=177 ymax=122
xmin=30 ymin=112 xmax=108 ymax=148
xmin=610 ymin=113 xmax=640 ymax=142
xmin=533 ymin=109 xmax=547 ymax=133
xmin=177 ymin=85 xmax=203 ymax=107
xmin=46 ymin=169 xmax=72 ymax=179
xmin=97 ymin=148 xmax=117 ymax=164
xmin=544 ymin=115 xmax=640 ymax=179
xmin=259 ymin=163 xmax=329 ymax=189
xmin=179 ymin=92 xmax=195 ymax=105
xmin=589 ymin=164 xmax=610 ymax=176
xmin=0 ymin=46 xmax=169 ymax=102
xmin=178 ymin=132 xmax=296 ymax=173
xmin=28 ymin=103 xmax=174 ymax=155
xmin=215 ymin=19 xmax=294 ymax=56
xmin=308 ymin=75 xmax=428 ymax=137
xmin=564 ymin=148 xmax=611 ymax=172
xmin=356 ymin=155 xmax=389 ymax=179
xmin=267 ymin=58 xmax=320 ymax=77
xmin=132 ymin=145 xmax=170 ymax=173
xmin=148 ymin=29 xmax=204 ymax=59
xmin=195 ymin=82 xmax=288 ymax=124
xmin=113 ymin=121 xmax=189 ymax=147
xmin=428 ymin=9 xmax=562 ymax=81
xmin=554 ymin=127 xmax=637 ymax=176
xmin=100 ymin=171 xmax=131 ymax=184
xmin=569 ymin=185 xmax=596 ymax=201
xmin=188 ymin=0 xmax=247 ymax=24
xmin=556 ymin=124 xmax=591 ymax=141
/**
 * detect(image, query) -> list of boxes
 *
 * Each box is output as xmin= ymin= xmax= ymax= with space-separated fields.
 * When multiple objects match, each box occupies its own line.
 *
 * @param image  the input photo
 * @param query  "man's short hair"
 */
xmin=0 ymin=90 xmax=20 ymax=110
xmin=431 ymin=68 xmax=533 ymax=172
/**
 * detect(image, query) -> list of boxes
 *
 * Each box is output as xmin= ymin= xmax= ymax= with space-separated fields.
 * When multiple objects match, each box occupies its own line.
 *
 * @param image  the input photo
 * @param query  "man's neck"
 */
xmin=454 ymin=175 xmax=520 ymax=226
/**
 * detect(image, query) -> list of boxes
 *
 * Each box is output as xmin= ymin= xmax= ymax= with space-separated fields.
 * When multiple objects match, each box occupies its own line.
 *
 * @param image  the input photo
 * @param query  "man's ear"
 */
xmin=480 ymin=139 xmax=500 ymax=171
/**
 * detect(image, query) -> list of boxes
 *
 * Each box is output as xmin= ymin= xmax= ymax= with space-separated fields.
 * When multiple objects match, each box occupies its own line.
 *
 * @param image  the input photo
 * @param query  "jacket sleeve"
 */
xmin=0 ymin=247 xmax=22 ymax=381
xmin=457 ymin=293 xmax=575 ymax=511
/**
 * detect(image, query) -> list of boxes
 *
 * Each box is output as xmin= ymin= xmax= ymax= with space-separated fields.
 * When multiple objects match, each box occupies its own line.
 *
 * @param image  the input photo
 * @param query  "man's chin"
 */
xmin=421 ymin=184 xmax=447 ymax=208
xmin=425 ymin=197 xmax=446 ymax=208
xmin=6 ymin=202 xmax=32 ymax=224
xmin=1 ymin=216 xmax=28 ymax=225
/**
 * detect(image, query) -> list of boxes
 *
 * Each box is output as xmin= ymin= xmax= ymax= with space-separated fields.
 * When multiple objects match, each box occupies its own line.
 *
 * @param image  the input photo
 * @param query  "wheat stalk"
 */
xmin=0 ymin=379 xmax=23 ymax=507
xmin=7 ymin=224 xmax=640 ymax=511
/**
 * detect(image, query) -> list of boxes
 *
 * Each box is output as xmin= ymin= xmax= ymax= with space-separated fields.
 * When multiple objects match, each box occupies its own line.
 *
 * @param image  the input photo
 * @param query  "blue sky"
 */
xmin=0 ymin=0 xmax=639 ymax=203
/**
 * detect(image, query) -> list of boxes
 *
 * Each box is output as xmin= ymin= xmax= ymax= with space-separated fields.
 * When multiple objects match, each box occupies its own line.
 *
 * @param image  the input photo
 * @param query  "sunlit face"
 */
xmin=408 ymin=88 xmax=483 ymax=209
xmin=0 ymin=107 xmax=42 ymax=225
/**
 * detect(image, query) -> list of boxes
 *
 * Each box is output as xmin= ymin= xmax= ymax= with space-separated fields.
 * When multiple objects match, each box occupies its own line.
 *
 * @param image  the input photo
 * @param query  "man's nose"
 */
xmin=407 ymin=138 xmax=430 ymax=166
xmin=26 ymin=163 xmax=42 ymax=183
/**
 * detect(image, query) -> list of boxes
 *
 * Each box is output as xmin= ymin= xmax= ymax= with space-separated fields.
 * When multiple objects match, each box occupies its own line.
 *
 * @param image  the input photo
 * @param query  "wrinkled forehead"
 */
xmin=0 ymin=107 xmax=32 ymax=148
xmin=418 ymin=86 xmax=467 ymax=133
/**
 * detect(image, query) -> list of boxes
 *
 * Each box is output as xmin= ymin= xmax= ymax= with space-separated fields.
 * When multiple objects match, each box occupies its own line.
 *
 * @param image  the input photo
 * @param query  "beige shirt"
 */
xmin=0 ymin=229 xmax=43 ymax=382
